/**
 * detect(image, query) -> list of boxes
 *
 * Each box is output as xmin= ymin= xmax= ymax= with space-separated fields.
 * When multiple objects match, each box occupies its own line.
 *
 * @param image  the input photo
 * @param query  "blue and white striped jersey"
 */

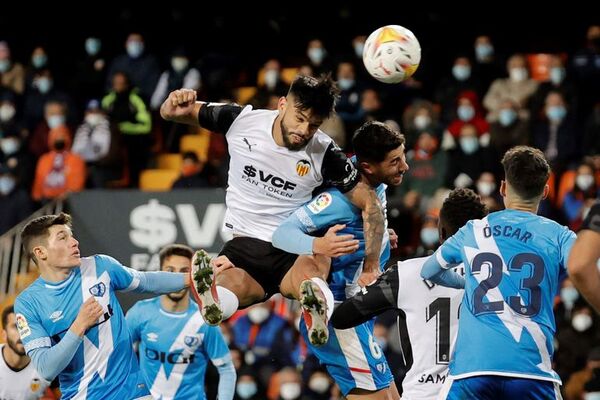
xmin=126 ymin=297 xmax=230 ymax=400
xmin=427 ymin=209 xmax=576 ymax=383
xmin=14 ymin=255 xmax=149 ymax=399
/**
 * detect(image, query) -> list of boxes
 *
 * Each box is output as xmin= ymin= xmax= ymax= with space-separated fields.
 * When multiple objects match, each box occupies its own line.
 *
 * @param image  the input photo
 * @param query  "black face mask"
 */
xmin=53 ymin=139 xmax=66 ymax=151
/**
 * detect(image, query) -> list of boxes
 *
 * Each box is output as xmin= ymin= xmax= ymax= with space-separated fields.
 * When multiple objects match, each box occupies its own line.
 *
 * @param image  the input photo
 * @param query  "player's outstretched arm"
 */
xmin=160 ymin=88 xmax=203 ymax=127
xmin=568 ymin=230 xmax=600 ymax=314
xmin=331 ymin=267 xmax=399 ymax=329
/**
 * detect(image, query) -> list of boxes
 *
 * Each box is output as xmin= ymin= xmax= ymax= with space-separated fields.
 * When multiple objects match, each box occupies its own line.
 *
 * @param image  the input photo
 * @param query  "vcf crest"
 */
xmin=296 ymin=159 xmax=311 ymax=177
xmin=89 ymin=282 xmax=106 ymax=297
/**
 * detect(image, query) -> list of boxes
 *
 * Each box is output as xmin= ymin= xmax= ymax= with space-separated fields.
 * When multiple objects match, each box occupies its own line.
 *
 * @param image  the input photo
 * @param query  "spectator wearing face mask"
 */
xmin=24 ymin=46 xmax=51 ymax=92
xmin=304 ymin=39 xmax=332 ymax=76
xmin=235 ymin=369 xmax=265 ymax=400
xmin=412 ymin=214 xmax=440 ymax=258
xmin=335 ymin=60 xmax=365 ymax=140
xmin=31 ymin=125 xmax=86 ymax=203
xmin=0 ymin=164 xmax=33 ymax=235
xmin=151 ymin=47 xmax=201 ymax=151
xmin=106 ymin=32 xmax=160 ymax=102
xmin=563 ymin=162 xmax=599 ymax=230
xmin=401 ymin=99 xmax=443 ymax=149
xmin=70 ymin=36 xmax=107 ymax=108
xmin=27 ymin=98 xmax=74 ymax=159
xmin=555 ymin=302 xmax=600 ymax=383
xmin=475 ymin=171 xmax=502 ymax=212
xmin=483 ymin=53 xmax=539 ymax=123
xmin=488 ymin=99 xmax=529 ymax=162
xmin=271 ymin=367 xmax=304 ymax=400
xmin=249 ymin=58 xmax=289 ymax=110
xmin=529 ymin=54 xmax=578 ymax=122
xmin=556 ymin=279 xmax=581 ymax=331
xmin=532 ymin=91 xmax=580 ymax=180
xmin=0 ymin=41 xmax=25 ymax=95
xmin=304 ymin=370 xmax=332 ymax=400
xmin=443 ymin=90 xmax=490 ymax=151
xmin=472 ymin=35 xmax=504 ymax=96
xmin=231 ymin=302 xmax=296 ymax=388
xmin=71 ymin=100 xmax=123 ymax=188
xmin=434 ymin=55 xmax=483 ymax=124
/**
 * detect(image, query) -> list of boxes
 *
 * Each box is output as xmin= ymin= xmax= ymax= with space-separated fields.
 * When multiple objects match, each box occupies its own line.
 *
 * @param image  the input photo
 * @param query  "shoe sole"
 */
xmin=190 ymin=250 xmax=223 ymax=325
xmin=300 ymin=279 xmax=329 ymax=346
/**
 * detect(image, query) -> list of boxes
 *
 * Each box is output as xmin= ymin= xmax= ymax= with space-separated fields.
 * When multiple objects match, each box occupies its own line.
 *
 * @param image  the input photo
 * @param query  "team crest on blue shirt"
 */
xmin=89 ymin=282 xmax=106 ymax=297
xmin=184 ymin=335 xmax=199 ymax=347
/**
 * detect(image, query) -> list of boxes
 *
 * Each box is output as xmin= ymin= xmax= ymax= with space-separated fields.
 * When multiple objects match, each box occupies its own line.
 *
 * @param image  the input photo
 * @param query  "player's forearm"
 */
xmin=133 ymin=271 xmax=188 ymax=294
xmin=421 ymin=254 xmax=464 ymax=288
xmin=29 ymin=332 xmax=83 ymax=381
xmin=216 ymin=361 xmax=237 ymax=400
xmin=272 ymin=216 xmax=314 ymax=255
xmin=568 ymin=232 xmax=600 ymax=313
xmin=362 ymin=193 xmax=384 ymax=272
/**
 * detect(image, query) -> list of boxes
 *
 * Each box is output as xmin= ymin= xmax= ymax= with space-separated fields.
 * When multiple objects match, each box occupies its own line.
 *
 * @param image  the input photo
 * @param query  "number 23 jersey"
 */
xmin=432 ymin=209 xmax=576 ymax=382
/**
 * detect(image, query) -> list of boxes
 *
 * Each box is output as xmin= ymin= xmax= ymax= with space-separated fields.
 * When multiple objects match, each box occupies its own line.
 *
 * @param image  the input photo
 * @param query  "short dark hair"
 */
xmin=182 ymin=151 xmax=199 ymax=163
xmin=1 ymin=305 xmax=14 ymax=330
xmin=21 ymin=212 xmax=72 ymax=265
xmin=288 ymin=74 xmax=339 ymax=119
xmin=440 ymin=188 xmax=488 ymax=235
xmin=501 ymin=146 xmax=550 ymax=200
xmin=352 ymin=121 xmax=405 ymax=163
xmin=158 ymin=244 xmax=194 ymax=266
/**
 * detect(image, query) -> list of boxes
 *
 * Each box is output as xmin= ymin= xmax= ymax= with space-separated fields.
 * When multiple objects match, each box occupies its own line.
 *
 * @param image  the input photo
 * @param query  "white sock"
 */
xmin=310 ymin=277 xmax=334 ymax=320
xmin=217 ymin=286 xmax=239 ymax=320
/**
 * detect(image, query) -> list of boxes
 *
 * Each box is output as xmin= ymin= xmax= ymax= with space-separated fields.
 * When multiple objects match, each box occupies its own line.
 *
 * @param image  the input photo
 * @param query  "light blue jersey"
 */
xmin=426 ymin=210 xmax=576 ymax=383
xmin=280 ymin=185 xmax=393 ymax=395
xmin=14 ymin=255 xmax=149 ymax=400
xmin=126 ymin=297 xmax=231 ymax=400
xmin=293 ymin=185 xmax=390 ymax=301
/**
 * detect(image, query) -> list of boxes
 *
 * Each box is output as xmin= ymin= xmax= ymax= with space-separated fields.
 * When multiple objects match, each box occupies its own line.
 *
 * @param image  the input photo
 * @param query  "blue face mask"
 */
xmin=475 ymin=44 xmax=494 ymax=61
xmin=308 ymin=47 xmax=325 ymax=65
xmin=498 ymin=108 xmax=517 ymax=127
xmin=0 ymin=176 xmax=16 ymax=195
xmin=457 ymin=105 xmax=475 ymax=121
xmin=546 ymin=105 xmax=566 ymax=122
xmin=236 ymin=382 xmax=258 ymax=399
xmin=126 ymin=41 xmax=144 ymax=58
xmin=32 ymin=53 xmax=47 ymax=69
xmin=47 ymin=114 xmax=65 ymax=129
xmin=549 ymin=67 xmax=565 ymax=85
xmin=36 ymin=77 xmax=53 ymax=94
xmin=85 ymin=38 xmax=101 ymax=56
xmin=354 ymin=42 xmax=365 ymax=58
xmin=420 ymin=227 xmax=439 ymax=246
xmin=560 ymin=286 xmax=579 ymax=306
xmin=338 ymin=78 xmax=355 ymax=91
xmin=452 ymin=65 xmax=471 ymax=81
xmin=0 ymin=59 xmax=10 ymax=73
xmin=460 ymin=136 xmax=479 ymax=154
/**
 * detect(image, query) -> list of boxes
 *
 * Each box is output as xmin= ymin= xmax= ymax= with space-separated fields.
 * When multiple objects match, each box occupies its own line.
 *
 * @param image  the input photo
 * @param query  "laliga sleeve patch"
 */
xmin=307 ymin=193 xmax=333 ymax=214
xmin=16 ymin=313 xmax=31 ymax=338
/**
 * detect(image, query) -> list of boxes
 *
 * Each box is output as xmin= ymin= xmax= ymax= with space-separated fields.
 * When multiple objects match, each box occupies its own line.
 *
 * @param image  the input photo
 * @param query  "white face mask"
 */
xmin=85 ymin=113 xmax=103 ymax=126
xmin=171 ymin=57 xmax=189 ymax=73
xmin=280 ymin=382 xmax=301 ymax=400
xmin=414 ymin=114 xmax=431 ymax=130
xmin=264 ymin=69 xmax=279 ymax=89
xmin=0 ymin=176 xmax=16 ymax=195
xmin=308 ymin=47 xmax=325 ymax=65
xmin=247 ymin=307 xmax=270 ymax=324
xmin=1 ymin=137 xmax=20 ymax=155
xmin=572 ymin=313 xmax=593 ymax=332
xmin=509 ymin=67 xmax=528 ymax=82
xmin=477 ymin=181 xmax=496 ymax=197
xmin=0 ymin=104 xmax=16 ymax=122
xmin=420 ymin=227 xmax=439 ymax=246
xmin=560 ymin=286 xmax=579 ymax=307
xmin=308 ymin=376 xmax=330 ymax=394
xmin=576 ymin=174 xmax=594 ymax=191
xmin=47 ymin=114 xmax=65 ymax=129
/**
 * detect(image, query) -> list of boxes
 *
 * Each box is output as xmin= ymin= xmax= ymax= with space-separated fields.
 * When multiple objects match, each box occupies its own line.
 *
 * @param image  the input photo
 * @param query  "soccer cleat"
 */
xmin=299 ymin=279 xmax=329 ymax=346
xmin=190 ymin=250 xmax=223 ymax=325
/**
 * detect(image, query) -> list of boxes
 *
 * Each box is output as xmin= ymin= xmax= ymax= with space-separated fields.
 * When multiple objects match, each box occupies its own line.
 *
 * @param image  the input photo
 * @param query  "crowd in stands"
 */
xmin=2 ymin=23 xmax=600 ymax=399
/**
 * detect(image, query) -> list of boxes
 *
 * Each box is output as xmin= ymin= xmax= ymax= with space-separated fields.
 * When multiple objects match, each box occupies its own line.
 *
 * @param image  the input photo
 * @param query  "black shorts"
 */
xmin=219 ymin=236 xmax=299 ymax=299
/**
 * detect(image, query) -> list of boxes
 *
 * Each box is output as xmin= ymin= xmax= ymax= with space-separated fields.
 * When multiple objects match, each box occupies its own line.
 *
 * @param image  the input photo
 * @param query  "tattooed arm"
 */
xmin=345 ymin=179 xmax=385 ymax=286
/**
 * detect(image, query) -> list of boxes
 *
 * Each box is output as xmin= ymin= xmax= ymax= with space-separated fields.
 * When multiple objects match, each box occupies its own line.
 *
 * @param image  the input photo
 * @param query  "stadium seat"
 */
xmin=157 ymin=153 xmax=183 ymax=170
xmin=236 ymin=86 xmax=257 ymax=105
xmin=139 ymin=169 xmax=180 ymax=191
xmin=180 ymin=132 xmax=210 ymax=162
xmin=281 ymin=67 xmax=299 ymax=84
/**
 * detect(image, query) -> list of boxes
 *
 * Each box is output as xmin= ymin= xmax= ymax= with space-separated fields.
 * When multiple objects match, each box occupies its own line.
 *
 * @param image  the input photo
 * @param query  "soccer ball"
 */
xmin=363 ymin=25 xmax=421 ymax=84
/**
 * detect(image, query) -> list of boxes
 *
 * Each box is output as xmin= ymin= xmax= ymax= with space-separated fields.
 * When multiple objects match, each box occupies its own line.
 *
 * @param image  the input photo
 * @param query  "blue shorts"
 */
xmin=440 ymin=375 xmax=562 ymax=400
xmin=300 ymin=317 xmax=393 ymax=396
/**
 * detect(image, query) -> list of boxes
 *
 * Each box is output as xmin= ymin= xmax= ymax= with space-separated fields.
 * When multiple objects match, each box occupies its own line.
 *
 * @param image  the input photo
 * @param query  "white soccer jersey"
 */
xmin=0 ymin=344 xmax=50 ymax=400
xmin=396 ymin=257 xmax=463 ymax=400
xmin=223 ymin=106 xmax=334 ymax=242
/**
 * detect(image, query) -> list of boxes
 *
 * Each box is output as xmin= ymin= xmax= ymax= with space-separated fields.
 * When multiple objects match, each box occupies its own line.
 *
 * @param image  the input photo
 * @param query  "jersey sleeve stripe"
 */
xmin=436 ymin=250 xmax=450 ymax=268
